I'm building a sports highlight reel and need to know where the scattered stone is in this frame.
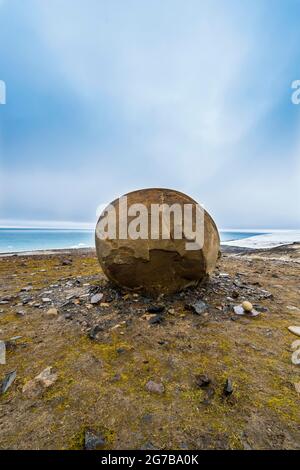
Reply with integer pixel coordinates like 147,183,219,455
145,380,165,394
140,441,156,450
148,314,164,325
16,310,26,316
186,300,208,315
287,305,300,312
116,347,126,354
21,297,33,305
111,373,121,382
253,305,269,313
234,305,245,315
158,340,168,345
84,430,105,450
42,298,51,304
90,293,104,305
0,340,6,365
0,370,16,394
195,374,211,388
202,387,215,405
288,326,300,337
242,301,253,312
291,349,300,365
46,307,58,317
1,295,14,302
233,280,245,288
147,305,165,314
260,289,273,300
223,378,233,396
89,325,103,340
22,367,58,398
20,285,33,292
141,414,153,423
234,304,259,317
291,340,300,350
62,259,72,266
294,382,300,395
10,336,23,341
5,336,23,351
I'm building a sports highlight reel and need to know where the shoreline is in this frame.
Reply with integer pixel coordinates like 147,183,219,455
1,230,299,257
1,240,299,258
0,247,96,258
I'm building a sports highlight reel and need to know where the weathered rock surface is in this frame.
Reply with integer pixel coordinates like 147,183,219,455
0,370,16,394
90,293,103,304
84,430,105,450
288,326,300,337
95,188,220,295
22,367,58,398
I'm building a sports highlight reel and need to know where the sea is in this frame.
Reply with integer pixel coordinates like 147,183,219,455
0,228,264,254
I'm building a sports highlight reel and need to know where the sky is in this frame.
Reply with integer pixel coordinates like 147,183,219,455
0,0,300,230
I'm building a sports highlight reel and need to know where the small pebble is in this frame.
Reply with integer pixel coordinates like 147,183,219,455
149,315,163,325
288,326,300,337
291,349,300,365
291,340,300,350
147,305,165,314
62,259,72,266
145,380,165,394
186,300,208,315
242,301,253,312
195,374,211,388
46,307,58,317
85,430,105,450
0,370,16,394
20,286,33,292
90,293,103,305
16,310,26,316
22,367,58,398
223,378,233,396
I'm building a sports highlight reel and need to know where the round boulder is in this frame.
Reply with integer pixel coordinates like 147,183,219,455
95,188,220,295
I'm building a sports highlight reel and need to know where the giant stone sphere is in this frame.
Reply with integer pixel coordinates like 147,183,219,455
95,188,220,295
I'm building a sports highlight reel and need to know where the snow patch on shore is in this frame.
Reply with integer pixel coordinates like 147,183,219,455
222,230,300,249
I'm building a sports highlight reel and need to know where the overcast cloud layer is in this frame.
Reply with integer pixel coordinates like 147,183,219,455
0,0,300,229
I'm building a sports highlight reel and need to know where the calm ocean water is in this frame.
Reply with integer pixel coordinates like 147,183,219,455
0,228,263,253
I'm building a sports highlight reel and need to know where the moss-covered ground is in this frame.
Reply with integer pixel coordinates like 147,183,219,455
0,247,299,449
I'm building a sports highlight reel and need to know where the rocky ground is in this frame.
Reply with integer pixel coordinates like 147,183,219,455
0,244,299,450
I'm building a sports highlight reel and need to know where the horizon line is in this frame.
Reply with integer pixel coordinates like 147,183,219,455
0,220,299,232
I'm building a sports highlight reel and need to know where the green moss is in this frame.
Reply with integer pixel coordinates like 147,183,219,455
68,426,115,450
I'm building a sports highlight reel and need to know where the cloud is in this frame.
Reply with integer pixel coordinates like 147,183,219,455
0,0,300,228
